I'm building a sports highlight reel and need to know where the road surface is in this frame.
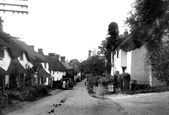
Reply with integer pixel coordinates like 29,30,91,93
5,80,127,115
106,91,169,115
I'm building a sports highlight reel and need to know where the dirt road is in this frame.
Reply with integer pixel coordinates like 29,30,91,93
5,80,127,115
106,91,169,115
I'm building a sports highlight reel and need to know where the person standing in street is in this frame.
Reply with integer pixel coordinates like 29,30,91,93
62,81,66,89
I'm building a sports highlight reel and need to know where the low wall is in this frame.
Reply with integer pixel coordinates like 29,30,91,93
93,84,107,96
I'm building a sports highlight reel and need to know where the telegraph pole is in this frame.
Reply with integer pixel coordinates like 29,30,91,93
0,0,28,14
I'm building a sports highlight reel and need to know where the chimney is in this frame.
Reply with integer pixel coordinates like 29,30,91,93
88,49,91,58
48,53,60,60
29,45,34,50
55,54,60,60
38,48,44,55
48,53,55,56
124,30,128,37
60,56,66,63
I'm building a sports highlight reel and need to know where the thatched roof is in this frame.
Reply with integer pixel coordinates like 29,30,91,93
61,62,74,75
0,67,8,76
10,37,47,63
0,32,23,58
116,33,136,52
7,58,27,74
61,62,73,70
37,67,51,78
44,55,67,72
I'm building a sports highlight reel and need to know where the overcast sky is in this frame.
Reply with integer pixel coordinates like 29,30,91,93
0,0,134,61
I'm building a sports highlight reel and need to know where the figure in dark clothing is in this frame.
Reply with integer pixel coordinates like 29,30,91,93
113,74,118,93
119,74,124,91
122,73,131,91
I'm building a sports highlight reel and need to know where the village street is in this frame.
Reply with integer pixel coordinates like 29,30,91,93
5,80,127,115
4,80,169,115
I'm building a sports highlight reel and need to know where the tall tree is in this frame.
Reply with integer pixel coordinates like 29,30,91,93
105,22,119,74
125,0,169,84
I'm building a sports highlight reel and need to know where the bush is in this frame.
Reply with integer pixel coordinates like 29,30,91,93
126,85,169,95
6,86,49,102
20,86,48,101
7,91,24,101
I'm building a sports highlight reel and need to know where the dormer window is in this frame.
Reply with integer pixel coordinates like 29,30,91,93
0,49,4,60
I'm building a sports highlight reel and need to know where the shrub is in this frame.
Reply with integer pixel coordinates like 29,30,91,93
34,85,48,95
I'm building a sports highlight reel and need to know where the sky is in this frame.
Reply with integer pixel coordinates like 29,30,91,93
0,0,134,61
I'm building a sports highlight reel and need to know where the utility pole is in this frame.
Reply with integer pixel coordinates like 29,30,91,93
0,0,28,14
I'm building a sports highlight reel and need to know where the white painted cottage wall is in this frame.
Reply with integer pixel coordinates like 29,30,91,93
53,71,66,81
0,48,11,87
18,52,33,69
126,51,132,74
0,48,11,71
114,50,123,74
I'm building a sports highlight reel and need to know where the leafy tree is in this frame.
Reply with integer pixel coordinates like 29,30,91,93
98,40,107,56
78,55,106,76
98,38,112,74
99,22,119,74
107,22,119,50
126,0,169,84
68,59,81,72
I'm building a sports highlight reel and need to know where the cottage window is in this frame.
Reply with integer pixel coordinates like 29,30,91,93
0,49,4,60
122,67,127,73
44,63,46,69
117,51,119,58
20,54,23,61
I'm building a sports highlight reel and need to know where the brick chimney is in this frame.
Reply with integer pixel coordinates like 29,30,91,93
48,53,55,56
48,53,60,60
60,56,66,63
55,54,60,60
29,45,34,50
38,48,44,55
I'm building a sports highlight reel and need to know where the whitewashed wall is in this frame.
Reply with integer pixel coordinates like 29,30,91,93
113,50,122,74
126,51,132,74
52,71,66,81
0,48,11,71
18,52,33,69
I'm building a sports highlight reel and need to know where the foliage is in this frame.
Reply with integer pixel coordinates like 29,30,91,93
7,86,48,102
68,59,81,72
126,85,169,95
146,42,169,84
107,22,119,50
98,39,111,74
97,22,119,74
126,0,169,84
86,74,102,92
25,68,35,86
79,55,106,75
